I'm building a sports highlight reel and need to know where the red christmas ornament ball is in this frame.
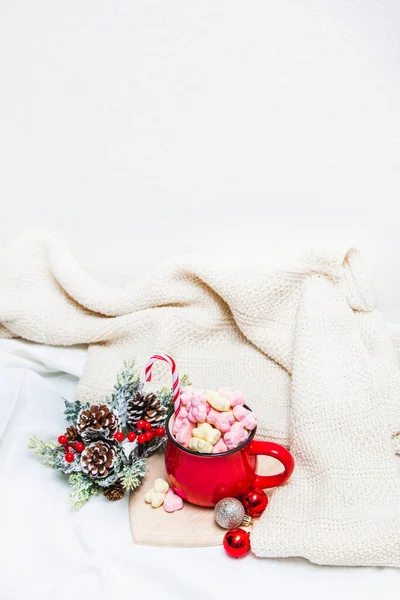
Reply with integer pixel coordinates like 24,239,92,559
75,442,85,453
65,452,75,463
136,420,146,430
127,431,137,442
156,427,166,437
143,421,152,431
137,433,147,444
241,488,268,518
223,528,250,558
58,435,68,445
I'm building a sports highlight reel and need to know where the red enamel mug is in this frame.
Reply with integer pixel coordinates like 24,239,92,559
165,410,295,507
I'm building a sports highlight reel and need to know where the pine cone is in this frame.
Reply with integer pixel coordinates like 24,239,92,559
81,441,117,479
127,392,167,430
65,425,80,442
77,404,120,442
102,480,125,501
126,392,147,429
144,393,167,428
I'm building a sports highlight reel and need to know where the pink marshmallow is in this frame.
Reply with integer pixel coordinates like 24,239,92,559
172,407,188,435
224,422,249,450
212,438,228,454
175,420,195,447
163,489,183,513
207,407,235,433
180,386,203,407
179,396,191,410
187,392,208,424
172,407,195,447
233,405,257,431
217,387,246,408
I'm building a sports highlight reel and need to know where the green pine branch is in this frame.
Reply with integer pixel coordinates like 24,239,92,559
181,374,192,387
28,436,59,468
158,373,192,409
68,473,100,510
120,460,147,491
63,399,89,425
109,361,143,427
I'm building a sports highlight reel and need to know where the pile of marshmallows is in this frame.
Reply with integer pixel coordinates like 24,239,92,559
172,387,257,454
145,478,183,513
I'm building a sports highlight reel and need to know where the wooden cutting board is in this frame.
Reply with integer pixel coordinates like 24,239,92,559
129,453,279,547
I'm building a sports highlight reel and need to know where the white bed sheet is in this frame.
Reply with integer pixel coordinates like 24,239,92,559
0,340,398,600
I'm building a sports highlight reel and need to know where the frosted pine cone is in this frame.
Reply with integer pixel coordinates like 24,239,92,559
144,393,167,428
77,404,120,442
127,392,166,430
126,392,147,429
81,441,117,479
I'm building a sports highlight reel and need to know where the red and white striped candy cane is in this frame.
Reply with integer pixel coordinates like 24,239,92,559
145,354,181,415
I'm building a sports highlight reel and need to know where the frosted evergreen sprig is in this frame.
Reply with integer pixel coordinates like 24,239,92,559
28,436,59,468
109,360,144,427
54,447,82,474
64,399,89,425
120,460,147,491
69,473,100,510
158,373,191,410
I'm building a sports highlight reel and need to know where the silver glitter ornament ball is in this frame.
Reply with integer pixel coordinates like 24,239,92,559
214,497,251,529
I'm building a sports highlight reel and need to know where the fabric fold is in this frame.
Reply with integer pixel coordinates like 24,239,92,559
251,274,400,566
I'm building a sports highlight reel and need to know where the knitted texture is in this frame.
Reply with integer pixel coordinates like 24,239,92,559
0,234,399,566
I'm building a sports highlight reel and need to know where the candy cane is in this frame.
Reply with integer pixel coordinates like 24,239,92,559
145,354,181,414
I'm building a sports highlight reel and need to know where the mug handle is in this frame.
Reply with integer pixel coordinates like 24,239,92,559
249,440,295,489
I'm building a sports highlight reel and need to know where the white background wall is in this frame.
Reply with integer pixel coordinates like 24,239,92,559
1,1,400,318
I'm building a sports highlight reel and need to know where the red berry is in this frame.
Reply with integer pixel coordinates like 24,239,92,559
144,431,154,442
114,432,125,442
127,432,137,442
137,433,147,444
156,427,166,437
75,442,85,453
58,435,68,445
143,421,152,431
65,452,75,463
136,420,146,430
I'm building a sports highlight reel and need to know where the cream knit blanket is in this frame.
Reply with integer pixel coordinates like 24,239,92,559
1,235,400,567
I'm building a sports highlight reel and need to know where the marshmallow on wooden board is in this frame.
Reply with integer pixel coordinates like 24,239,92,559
145,478,170,508
192,422,221,445
144,491,165,508
207,407,235,433
163,488,184,513
204,391,230,412
189,437,213,454
153,479,169,494
233,405,257,430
